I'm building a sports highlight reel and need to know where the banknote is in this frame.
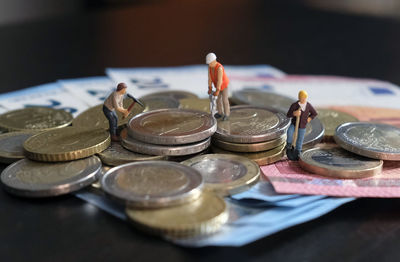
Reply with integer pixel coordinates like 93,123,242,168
58,76,115,106
75,189,353,247
0,82,89,116
264,106,400,197
236,75,400,109
106,65,286,98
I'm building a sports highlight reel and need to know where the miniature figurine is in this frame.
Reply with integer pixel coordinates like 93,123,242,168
103,83,130,142
206,53,230,121
286,90,317,160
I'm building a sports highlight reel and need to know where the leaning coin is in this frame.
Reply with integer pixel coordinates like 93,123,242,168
142,96,180,111
0,156,101,197
72,99,144,129
98,142,166,166
231,89,294,114
299,145,383,179
24,127,110,162
334,122,400,160
0,107,72,132
317,108,358,139
181,154,260,196
212,135,286,153
214,105,290,143
179,98,210,113
126,192,228,238
0,131,36,164
212,143,285,166
128,108,217,145
140,90,198,101
122,135,211,156
302,117,325,150
101,161,203,208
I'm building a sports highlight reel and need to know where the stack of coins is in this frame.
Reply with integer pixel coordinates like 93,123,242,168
211,105,290,165
0,108,106,197
299,122,400,179
100,161,229,239
121,108,217,156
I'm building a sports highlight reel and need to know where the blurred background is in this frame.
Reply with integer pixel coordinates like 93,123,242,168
1,0,400,25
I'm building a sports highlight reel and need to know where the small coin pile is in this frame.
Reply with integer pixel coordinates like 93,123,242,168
121,108,217,156
211,105,290,165
299,122,400,179
0,108,106,197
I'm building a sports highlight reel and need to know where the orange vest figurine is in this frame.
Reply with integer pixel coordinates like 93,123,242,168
209,62,230,91
206,53,231,121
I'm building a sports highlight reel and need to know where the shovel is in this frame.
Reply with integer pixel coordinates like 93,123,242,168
209,94,217,117
286,110,300,160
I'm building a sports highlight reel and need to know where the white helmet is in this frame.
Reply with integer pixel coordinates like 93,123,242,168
206,53,217,64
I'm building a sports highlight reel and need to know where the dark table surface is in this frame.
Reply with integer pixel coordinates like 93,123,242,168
1,1,400,261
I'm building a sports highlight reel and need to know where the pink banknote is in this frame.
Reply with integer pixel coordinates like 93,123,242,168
262,106,400,197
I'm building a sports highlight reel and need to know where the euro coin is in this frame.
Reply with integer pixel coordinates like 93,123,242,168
212,135,286,153
72,99,144,129
24,127,110,162
179,98,210,113
214,105,290,143
317,108,358,139
334,122,400,160
231,89,294,113
0,131,36,163
122,135,211,156
128,109,216,145
98,142,166,166
0,107,72,132
101,161,203,208
212,143,285,166
125,192,228,238
140,90,198,101
299,145,383,179
181,154,260,196
0,156,101,197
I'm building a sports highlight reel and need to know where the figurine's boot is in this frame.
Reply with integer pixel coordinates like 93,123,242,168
222,115,229,121
111,135,121,142
214,113,222,119
294,149,301,160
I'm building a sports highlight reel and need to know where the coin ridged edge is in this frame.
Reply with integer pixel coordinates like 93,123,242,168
212,135,286,152
24,135,111,162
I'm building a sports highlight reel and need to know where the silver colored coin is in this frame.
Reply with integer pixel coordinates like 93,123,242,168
140,90,198,101
299,145,383,179
97,142,166,166
142,96,180,111
181,154,260,196
214,105,290,143
231,89,294,114
122,135,211,156
0,156,101,197
334,122,400,160
0,131,36,164
212,135,286,153
302,117,325,149
100,161,203,208
128,108,217,145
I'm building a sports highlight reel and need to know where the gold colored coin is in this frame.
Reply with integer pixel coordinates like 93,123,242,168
212,135,286,153
179,98,210,113
0,131,37,163
211,143,286,166
317,108,359,138
72,99,144,129
125,192,228,238
0,107,73,132
24,127,111,162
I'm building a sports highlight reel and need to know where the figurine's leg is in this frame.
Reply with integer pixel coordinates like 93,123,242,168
221,88,230,120
286,124,295,148
296,128,306,152
216,92,223,116
110,111,118,136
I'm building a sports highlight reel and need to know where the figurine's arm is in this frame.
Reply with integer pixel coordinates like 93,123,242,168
286,103,298,118
214,66,223,96
307,103,318,123
113,94,129,116
208,68,213,95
